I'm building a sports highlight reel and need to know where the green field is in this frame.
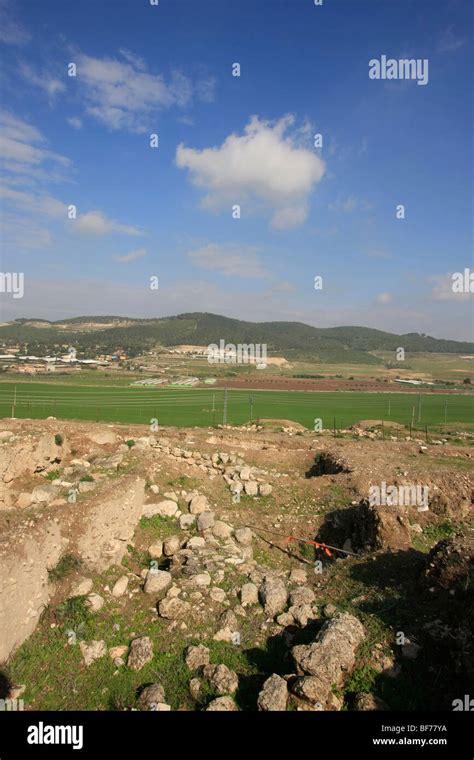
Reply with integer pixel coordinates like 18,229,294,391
0,381,472,430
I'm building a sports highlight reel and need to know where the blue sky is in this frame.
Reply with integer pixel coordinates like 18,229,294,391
0,0,473,339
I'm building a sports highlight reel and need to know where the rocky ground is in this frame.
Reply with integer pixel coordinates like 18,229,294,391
0,418,472,711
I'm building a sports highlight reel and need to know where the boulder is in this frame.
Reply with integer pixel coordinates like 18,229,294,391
240,582,259,607
86,593,104,612
127,636,154,671
235,528,253,546
212,521,233,540
158,597,191,620
111,575,129,597
144,569,172,595
259,578,288,617
31,484,60,504
189,495,209,514
137,683,166,710
206,696,237,711
197,512,215,531
148,541,163,559
185,645,210,670
354,693,389,711
292,613,365,708
257,674,288,711
203,664,238,695
163,535,181,556
244,482,258,497
142,500,178,519
79,640,107,666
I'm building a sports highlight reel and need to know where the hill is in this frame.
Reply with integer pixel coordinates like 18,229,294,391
0,312,472,363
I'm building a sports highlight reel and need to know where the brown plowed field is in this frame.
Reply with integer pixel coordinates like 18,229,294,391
213,376,471,393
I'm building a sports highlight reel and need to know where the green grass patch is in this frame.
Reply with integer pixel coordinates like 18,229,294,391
48,554,83,582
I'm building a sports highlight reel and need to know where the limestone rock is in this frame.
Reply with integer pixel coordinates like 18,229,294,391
203,664,238,695
185,645,210,670
257,674,288,711
142,500,178,519
206,696,237,711
80,639,107,666
240,582,259,607
138,683,166,710
158,597,191,620
163,535,181,556
112,575,129,597
292,613,365,707
197,512,215,531
189,495,209,514
148,541,163,559
86,593,104,612
259,577,288,617
127,636,154,671
235,528,253,546
144,569,172,595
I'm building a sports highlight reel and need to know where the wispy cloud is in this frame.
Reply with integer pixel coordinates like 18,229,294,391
437,25,466,54
54,50,216,133
0,0,30,46
329,196,373,214
429,272,472,301
375,292,393,305
114,247,147,263
67,116,83,130
19,62,66,101
188,243,270,278
74,210,144,237
0,110,71,184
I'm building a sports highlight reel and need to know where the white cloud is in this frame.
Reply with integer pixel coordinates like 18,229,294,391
0,212,52,249
73,51,200,133
437,25,466,54
67,117,83,130
0,186,66,217
429,272,472,301
375,292,393,305
0,0,30,45
0,110,70,184
114,247,147,263
74,210,143,237
176,114,325,228
187,243,270,278
195,76,216,103
19,62,66,100
329,196,373,214
271,206,307,230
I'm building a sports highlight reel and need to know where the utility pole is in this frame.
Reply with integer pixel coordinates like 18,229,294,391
223,389,228,426
11,386,17,418
212,394,215,412
388,399,391,417
417,393,422,423
249,395,253,422
444,400,447,424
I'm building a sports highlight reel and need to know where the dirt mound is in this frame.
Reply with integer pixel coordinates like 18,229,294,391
425,534,474,591
351,420,405,430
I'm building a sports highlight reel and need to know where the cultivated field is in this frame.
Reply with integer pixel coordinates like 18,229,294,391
0,381,472,430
